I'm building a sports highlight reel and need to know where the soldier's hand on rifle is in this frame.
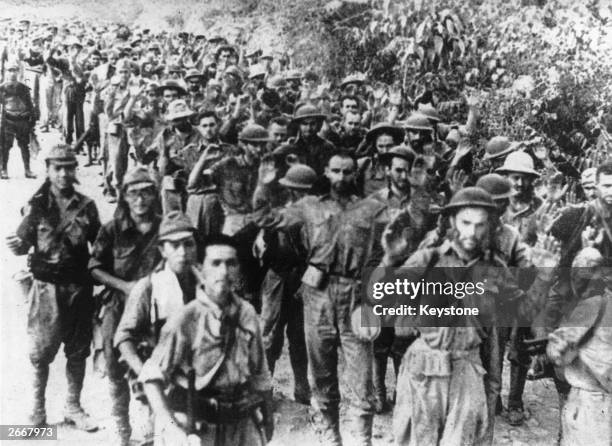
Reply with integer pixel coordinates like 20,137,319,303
6,234,27,256
581,224,604,249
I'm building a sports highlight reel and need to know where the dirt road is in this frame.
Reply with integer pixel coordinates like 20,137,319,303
0,129,561,445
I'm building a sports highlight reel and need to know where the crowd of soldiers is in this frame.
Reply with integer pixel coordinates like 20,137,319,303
2,16,611,446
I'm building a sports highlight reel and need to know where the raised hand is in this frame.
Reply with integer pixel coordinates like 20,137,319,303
530,233,561,269
581,224,604,248
257,154,277,185
448,169,468,194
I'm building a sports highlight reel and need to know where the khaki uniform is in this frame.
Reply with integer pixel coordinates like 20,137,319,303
139,290,272,446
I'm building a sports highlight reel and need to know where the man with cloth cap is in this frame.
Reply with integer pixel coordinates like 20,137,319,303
89,166,162,445
381,186,561,446
6,145,101,430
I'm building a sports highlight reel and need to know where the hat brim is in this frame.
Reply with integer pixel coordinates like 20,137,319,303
490,189,519,200
443,201,497,213
123,181,156,190
378,151,414,166
159,230,195,242
340,80,364,90
291,113,327,125
495,167,540,177
366,126,404,144
279,178,312,190
402,123,433,132
483,144,518,161
166,110,196,121
185,74,205,81
156,86,187,96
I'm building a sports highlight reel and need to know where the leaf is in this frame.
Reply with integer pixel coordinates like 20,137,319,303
446,18,455,36
433,35,444,55
427,47,436,63
416,45,425,60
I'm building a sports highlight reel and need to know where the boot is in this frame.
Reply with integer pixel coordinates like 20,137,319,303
372,355,389,414
0,169,8,179
64,359,98,432
310,406,342,446
109,378,132,446
352,413,373,446
30,364,49,426
25,169,37,179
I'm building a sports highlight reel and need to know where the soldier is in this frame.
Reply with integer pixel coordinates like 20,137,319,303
495,150,543,425
382,187,561,446
358,123,404,196
151,99,204,213
103,59,132,201
6,145,101,430
0,61,37,179
139,234,274,446
547,248,612,446
580,167,597,201
274,104,336,194
257,152,387,446
256,164,316,405
184,69,205,111
89,167,162,445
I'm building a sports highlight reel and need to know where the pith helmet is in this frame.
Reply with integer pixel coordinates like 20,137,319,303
496,151,539,177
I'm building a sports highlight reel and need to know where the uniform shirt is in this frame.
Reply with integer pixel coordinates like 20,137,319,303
139,289,272,394
395,239,551,350
17,181,100,270
265,195,387,278
154,126,205,178
88,210,162,282
114,263,198,350
104,83,131,124
501,196,542,246
0,81,34,117
274,135,336,194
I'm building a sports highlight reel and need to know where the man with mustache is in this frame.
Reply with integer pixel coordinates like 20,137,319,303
382,187,561,446
495,150,543,425
256,151,387,445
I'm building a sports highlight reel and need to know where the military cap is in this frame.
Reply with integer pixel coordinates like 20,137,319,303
238,124,271,142
378,145,416,167
475,173,517,200
279,164,317,190
340,73,366,90
365,123,404,145
122,166,157,191
167,64,185,74
156,79,187,96
145,81,159,92
165,99,196,121
184,69,205,82
496,151,539,177
248,64,267,80
444,187,496,213
401,112,434,132
158,211,196,242
291,104,326,125
417,103,443,123
266,75,287,90
44,144,78,166
484,136,518,161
